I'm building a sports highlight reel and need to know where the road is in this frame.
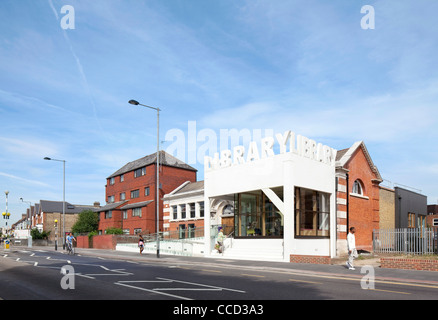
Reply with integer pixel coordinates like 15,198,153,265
1,247,438,306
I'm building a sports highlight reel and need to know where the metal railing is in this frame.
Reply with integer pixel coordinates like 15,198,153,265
373,228,437,255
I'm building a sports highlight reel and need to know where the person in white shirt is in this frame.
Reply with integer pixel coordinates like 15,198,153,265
346,227,358,270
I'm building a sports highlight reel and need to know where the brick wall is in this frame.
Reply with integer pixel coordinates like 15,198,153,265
379,187,395,230
91,234,117,250
381,257,438,272
290,255,331,264
76,235,90,248
343,147,380,252
43,212,79,242
100,162,196,235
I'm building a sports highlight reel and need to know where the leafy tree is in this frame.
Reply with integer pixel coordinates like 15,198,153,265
71,209,99,234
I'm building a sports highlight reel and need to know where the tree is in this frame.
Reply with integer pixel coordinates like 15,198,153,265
71,210,99,234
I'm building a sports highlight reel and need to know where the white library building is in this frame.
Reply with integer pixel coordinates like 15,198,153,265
203,130,338,263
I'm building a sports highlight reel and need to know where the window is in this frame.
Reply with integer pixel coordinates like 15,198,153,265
132,208,142,217
223,204,233,216
172,205,178,220
199,202,204,217
188,224,195,238
418,215,426,231
295,187,330,237
109,177,115,185
122,228,129,235
234,188,283,238
105,210,112,219
131,189,140,199
352,180,363,195
189,203,196,218
122,210,128,220
107,195,114,203
134,228,142,235
145,187,150,196
134,167,146,178
433,218,438,227
181,205,186,219
120,174,124,182
179,224,186,239
120,192,126,201
408,213,415,228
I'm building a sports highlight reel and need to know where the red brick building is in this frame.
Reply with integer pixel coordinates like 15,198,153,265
336,141,382,253
97,151,197,235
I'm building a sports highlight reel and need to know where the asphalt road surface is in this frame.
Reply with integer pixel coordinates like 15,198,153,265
1,248,438,307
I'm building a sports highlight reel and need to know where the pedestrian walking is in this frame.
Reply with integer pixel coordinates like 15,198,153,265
346,227,358,270
217,227,225,254
138,234,145,255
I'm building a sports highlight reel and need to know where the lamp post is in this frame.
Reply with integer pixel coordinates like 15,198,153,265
3,191,11,235
20,198,32,230
128,99,161,258
44,157,66,249
54,219,58,251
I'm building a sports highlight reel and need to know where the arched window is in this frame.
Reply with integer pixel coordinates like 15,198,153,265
352,180,364,196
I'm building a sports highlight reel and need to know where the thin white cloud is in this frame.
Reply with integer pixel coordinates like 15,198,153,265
0,172,50,187
0,136,58,159
48,0,59,20
0,88,71,114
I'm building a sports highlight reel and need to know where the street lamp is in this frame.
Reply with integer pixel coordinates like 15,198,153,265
128,99,161,258
20,197,32,230
3,191,10,235
54,219,58,251
44,157,66,249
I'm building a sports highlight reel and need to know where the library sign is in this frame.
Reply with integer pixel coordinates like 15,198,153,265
205,130,337,171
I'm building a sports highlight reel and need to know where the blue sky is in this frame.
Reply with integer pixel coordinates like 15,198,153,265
1,0,437,223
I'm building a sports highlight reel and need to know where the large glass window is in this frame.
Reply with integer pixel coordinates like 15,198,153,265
295,187,330,237
234,188,283,238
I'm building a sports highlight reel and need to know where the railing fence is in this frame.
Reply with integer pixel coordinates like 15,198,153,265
373,228,438,255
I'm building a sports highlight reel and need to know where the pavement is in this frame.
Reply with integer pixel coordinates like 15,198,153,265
8,245,437,288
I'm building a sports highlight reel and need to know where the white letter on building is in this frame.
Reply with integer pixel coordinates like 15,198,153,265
275,131,291,154
261,136,275,158
246,141,260,162
233,146,245,165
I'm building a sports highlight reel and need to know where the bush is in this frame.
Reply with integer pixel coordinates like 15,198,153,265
105,228,123,235
31,228,50,240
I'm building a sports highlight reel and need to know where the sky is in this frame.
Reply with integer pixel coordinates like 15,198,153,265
0,0,437,224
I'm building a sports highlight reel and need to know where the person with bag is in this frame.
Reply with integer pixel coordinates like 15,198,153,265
346,227,358,270
217,227,225,254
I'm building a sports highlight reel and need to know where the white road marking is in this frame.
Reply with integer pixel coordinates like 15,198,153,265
115,282,193,300
115,277,246,300
157,277,246,293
